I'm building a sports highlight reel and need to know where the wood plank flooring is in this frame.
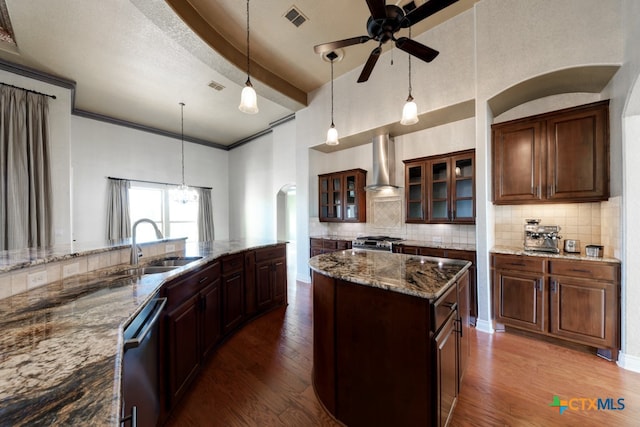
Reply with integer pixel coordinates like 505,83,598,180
166,279,640,427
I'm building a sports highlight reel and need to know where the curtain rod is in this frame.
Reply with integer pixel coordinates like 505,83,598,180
0,82,57,99
107,176,212,190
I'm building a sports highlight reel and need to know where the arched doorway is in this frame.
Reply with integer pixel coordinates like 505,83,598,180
277,184,296,276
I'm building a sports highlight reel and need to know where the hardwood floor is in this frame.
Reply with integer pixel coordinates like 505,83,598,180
166,279,640,427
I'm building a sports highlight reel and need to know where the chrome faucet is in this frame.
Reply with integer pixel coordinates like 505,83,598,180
131,218,164,265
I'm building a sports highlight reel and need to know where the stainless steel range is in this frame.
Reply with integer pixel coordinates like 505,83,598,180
352,236,403,252
524,219,562,253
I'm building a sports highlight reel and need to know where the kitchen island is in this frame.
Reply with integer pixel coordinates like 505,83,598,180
0,239,286,426
309,249,471,427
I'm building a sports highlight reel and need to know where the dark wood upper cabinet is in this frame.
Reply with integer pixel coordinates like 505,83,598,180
492,100,609,204
404,149,475,224
319,168,367,222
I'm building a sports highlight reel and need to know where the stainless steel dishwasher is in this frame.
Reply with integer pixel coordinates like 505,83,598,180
121,292,167,427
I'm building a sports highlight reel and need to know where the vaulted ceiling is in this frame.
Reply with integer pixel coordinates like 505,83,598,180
0,0,477,148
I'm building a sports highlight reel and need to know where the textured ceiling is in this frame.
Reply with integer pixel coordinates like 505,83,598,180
0,0,477,148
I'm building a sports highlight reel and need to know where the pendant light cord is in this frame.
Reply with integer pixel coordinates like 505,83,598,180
180,102,185,185
330,58,335,127
407,27,413,100
245,0,251,85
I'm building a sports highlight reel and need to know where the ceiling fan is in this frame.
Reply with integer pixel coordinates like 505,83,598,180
314,0,459,83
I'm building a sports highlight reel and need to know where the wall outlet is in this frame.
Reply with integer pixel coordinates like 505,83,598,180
63,262,80,278
432,236,443,244
28,270,48,289
165,244,176,253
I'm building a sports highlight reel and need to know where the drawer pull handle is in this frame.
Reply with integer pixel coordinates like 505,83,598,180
570,269,591,274
506,262,526,267
199,276,209,284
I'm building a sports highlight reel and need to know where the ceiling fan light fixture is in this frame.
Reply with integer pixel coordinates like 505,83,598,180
401,94,419,125
239,0,258,114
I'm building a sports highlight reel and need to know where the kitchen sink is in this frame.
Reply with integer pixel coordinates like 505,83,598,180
148,256,203,267
105,265,179,277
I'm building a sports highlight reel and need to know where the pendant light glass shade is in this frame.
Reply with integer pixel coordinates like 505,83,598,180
173,102,198,204
239,80,258,114
239,0,258,114
325,54,339,145
401,28,419,126
401,95,419,125
326,123,339,145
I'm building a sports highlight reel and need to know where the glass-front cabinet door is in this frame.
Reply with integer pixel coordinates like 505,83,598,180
403,149,475,224
318,169,367,222
452,153,475,222
405,163,425,222
344,173,358,220
429,160,450,222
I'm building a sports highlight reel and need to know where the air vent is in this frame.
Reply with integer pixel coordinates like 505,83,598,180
284,6,307,27
208,80,225,91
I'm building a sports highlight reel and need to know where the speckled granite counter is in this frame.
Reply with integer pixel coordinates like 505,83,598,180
308,249,470,300
309,234,355,242
491,245,620,263
396,240,476,252
0,239,285,426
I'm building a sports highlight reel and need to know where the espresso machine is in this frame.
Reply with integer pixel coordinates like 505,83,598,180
523,219,562,253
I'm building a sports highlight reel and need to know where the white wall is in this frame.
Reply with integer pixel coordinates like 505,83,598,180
228,118,297,240
0,70,73,244
71,116,229,243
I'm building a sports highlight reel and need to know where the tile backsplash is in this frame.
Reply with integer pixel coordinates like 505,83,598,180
494,200,620,257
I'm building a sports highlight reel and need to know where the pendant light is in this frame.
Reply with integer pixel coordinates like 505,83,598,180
400,28,419,126
325,52,339,146
174,102,198,204
238,0,258,114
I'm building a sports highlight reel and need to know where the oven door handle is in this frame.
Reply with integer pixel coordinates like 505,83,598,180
123,297,167,351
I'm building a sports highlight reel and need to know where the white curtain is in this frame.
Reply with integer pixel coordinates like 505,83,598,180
0,85,52,250
106,178,131,240
197,187,215,242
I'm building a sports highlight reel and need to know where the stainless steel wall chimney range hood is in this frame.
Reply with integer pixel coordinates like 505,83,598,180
365,134,400,191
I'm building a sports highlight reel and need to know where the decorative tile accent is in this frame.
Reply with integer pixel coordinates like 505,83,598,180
371,197,403,229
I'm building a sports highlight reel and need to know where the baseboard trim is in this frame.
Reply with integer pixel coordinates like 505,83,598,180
475,318,495,334
617,352,640,373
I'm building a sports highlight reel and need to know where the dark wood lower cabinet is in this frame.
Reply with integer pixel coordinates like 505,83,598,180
491,253,620,359
312,270,469,427
159,244,287,423
166,295,200,406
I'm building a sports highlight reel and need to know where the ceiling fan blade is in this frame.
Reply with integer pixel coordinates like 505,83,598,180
366,0,388,20
314,36,371,54
402,0,459,27
396,37,439,62
357,47,382,83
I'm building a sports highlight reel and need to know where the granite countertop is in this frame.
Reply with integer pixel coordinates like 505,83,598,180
309,249,471,300
396,240,477,252
0,239,286,426
491,245,620,263
309,234,356,242
0,237,186,274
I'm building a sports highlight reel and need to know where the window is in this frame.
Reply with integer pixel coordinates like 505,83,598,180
129,184,199,242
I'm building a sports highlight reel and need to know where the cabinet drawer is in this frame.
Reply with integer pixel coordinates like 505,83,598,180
419,247,446,258
492,254,545,273
549,260,618,281
164,262,220,309
255,245,286,263
336,241,351,250
310,238,324,248
222,253,244,274
323,240,338,250
433,283,458,334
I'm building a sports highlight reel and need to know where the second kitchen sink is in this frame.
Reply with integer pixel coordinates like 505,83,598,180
148,256,203,267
